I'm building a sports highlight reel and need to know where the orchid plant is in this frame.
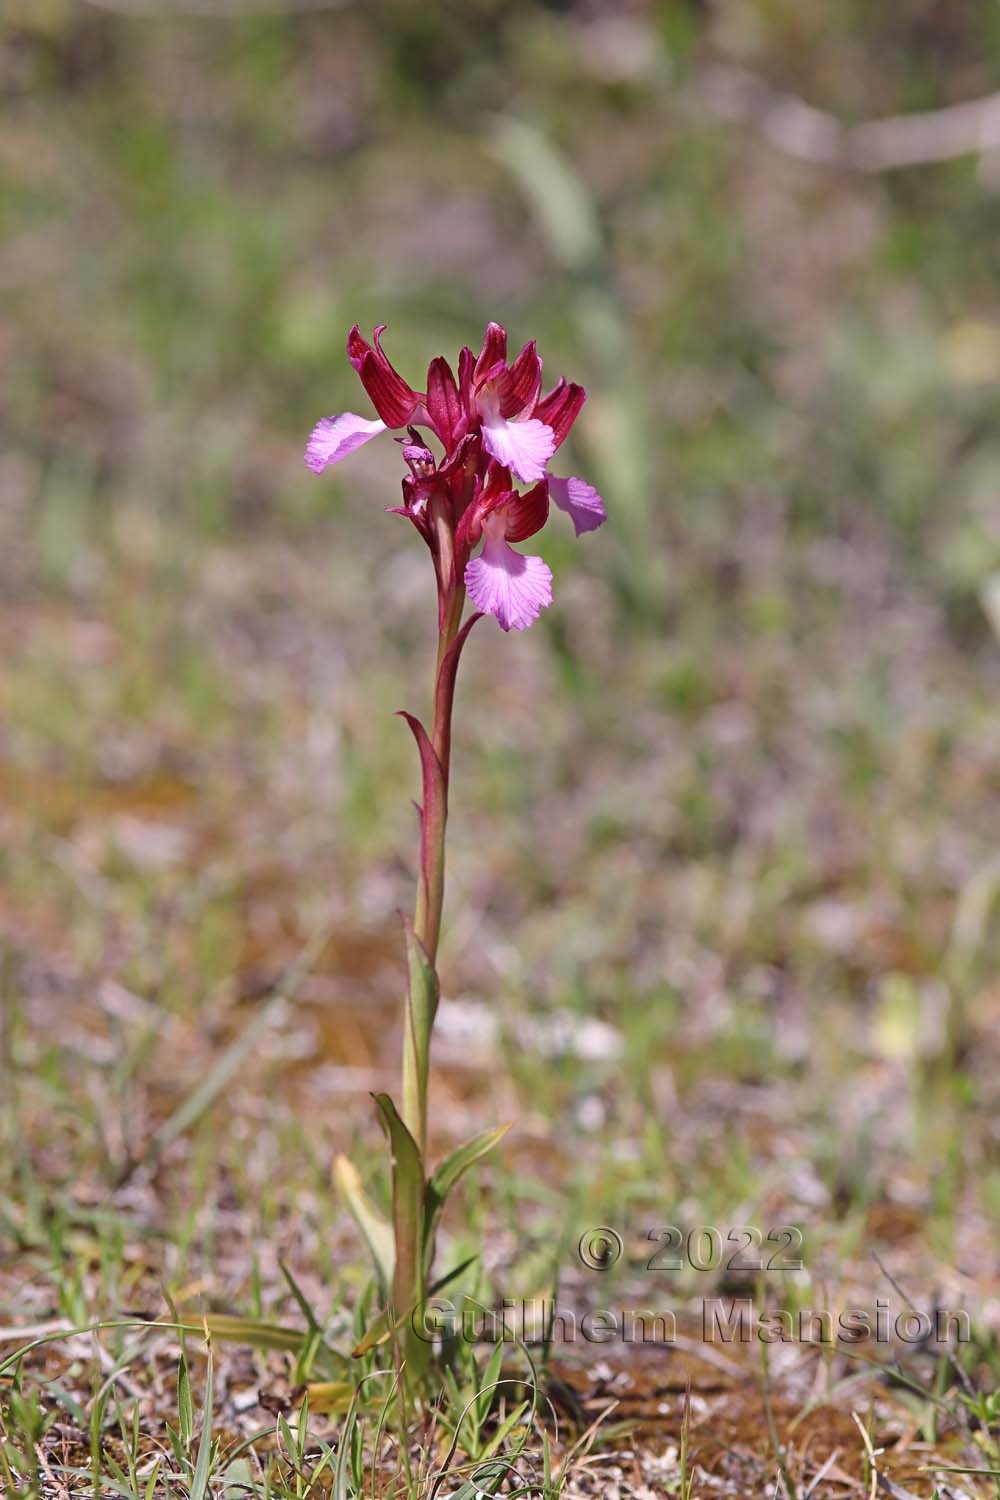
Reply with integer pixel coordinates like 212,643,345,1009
307,321,605,1385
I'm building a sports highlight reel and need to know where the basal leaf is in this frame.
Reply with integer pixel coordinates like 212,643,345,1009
372,1093,425,1335
333,1155,395,1297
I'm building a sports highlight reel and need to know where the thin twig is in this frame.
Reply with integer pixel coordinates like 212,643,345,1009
803,1447,841,1499
851,1408,880,1500
81,0,349,14
692,63,1000,171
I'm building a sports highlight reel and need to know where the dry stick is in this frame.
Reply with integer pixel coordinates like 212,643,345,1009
32,1442,68,1500
690,63,1000,172
83,0,348,13
555,1398,622,1485
871,1248,976,1403
802,1447,841,1500
852,1408,880,1500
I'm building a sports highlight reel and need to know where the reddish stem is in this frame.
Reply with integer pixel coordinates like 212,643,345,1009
413,591,480,967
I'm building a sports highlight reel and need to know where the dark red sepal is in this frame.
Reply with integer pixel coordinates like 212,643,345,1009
502,480,549,543
473,322,507,384
347,325,421,429
534,378,586,448
425,356,463,449
499,341,542,418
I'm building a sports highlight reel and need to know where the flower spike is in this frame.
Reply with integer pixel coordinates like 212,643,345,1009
462,477,552,631
306,318,605,630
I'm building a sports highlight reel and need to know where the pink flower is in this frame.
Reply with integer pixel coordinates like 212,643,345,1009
459,465,552,632
459,323,554,483
467,521,553,632
305,321,606,629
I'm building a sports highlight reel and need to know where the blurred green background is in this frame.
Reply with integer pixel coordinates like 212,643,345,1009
5,0,1000,1333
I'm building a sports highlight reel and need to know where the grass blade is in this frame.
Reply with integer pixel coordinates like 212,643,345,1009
189,1339,214,1500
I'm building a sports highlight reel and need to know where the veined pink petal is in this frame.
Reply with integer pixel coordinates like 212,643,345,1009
465,520,553,631
479,385,555,482
305,412,386,472
547,475,607,535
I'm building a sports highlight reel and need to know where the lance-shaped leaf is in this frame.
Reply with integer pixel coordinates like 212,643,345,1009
397,712,447,958
189,1338,215,1500
373,1093,424,1329
423,1124,511,1266
399,916,440,1154
333,1154,394,1298
397,710,445,836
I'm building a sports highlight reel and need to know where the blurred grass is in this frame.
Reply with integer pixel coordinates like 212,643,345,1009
4,0,1000,1488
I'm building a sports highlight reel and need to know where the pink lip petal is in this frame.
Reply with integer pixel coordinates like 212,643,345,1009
480,409,555,484
465,519,553,632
